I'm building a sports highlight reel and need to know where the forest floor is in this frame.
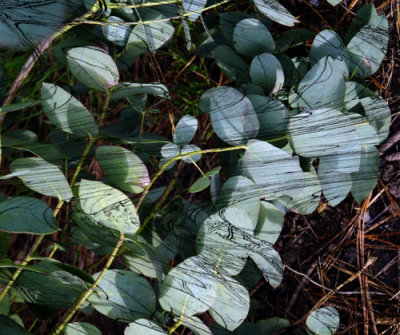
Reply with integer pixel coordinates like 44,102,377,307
264,0,400,334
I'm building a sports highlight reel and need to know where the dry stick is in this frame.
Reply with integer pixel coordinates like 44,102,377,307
379,130,400,155
291,257,377,327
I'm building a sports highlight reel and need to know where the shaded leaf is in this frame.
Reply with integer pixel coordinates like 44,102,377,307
233,18,274,57
89,270,156,322
0,197,58,234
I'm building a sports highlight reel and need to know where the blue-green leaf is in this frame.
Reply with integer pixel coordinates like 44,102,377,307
306,307,340,335
89,270,156,321
79,180,140,235
253,0,298,26
67,47,119,91
200,86,259,145
41,83,98,137
0,197,58,235
173,115,198,145
96,146,150,194
233,19,274,57
250,53,284,93
7,157,72,201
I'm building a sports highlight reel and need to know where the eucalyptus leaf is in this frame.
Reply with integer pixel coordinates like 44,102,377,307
111,82,169,100
182,0,206,21
67,46,119,91
0,197,58,234
96,146,150,194
102,16,131,47
346,6,388,78
200,86,259,145
125,319,167,335
209,275,250,331
41,83,98,137
250,53,284,93
310,30,349,74
254,201,284,244
79,180,140,234
216,176,260,229
64,322,102,335
7,157,72,201
291,56,346,110
159,255,219,317
181,144,201,163
233,18,274,57
179,316,212,335
242,139,304,200
89,270,156,321
213,46,250,84
173,115,198,145
289,108,357,157
125,12,174,58
253,0,298,26
189,177,211,193
306,306,340,335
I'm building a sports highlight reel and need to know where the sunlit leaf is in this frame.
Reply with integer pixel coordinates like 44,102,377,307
67,46,119,91
79,180,140,234
41,83,98,137
7,157,72,201
96,146,150,194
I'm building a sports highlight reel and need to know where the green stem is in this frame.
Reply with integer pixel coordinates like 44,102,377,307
51,232,125,335
169,318,184,334
136,166,181,235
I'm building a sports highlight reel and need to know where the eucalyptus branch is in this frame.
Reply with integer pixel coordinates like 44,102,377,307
0,201,64,303
136,144,247,210
51,232,125,335
78,0,232,26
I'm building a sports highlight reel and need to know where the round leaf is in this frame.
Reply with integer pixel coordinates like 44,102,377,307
0,197,59,235
306,307,340,335
79,180,140,235
67,46,119,91
89,270,156,322
64,322,102,335
242,140,304,200
125,319,167,335
250,53,284,94
289,108,357,157
233,19,274,57
254,201,284,244
200,86,259,145
159,256,219,317
209,276,250,331
8,157,72,201
96,146,150,194
253,0,298,26
173,115,198,145
41,83,98,137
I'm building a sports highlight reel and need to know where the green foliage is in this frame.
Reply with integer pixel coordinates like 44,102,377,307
0,0,391,334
